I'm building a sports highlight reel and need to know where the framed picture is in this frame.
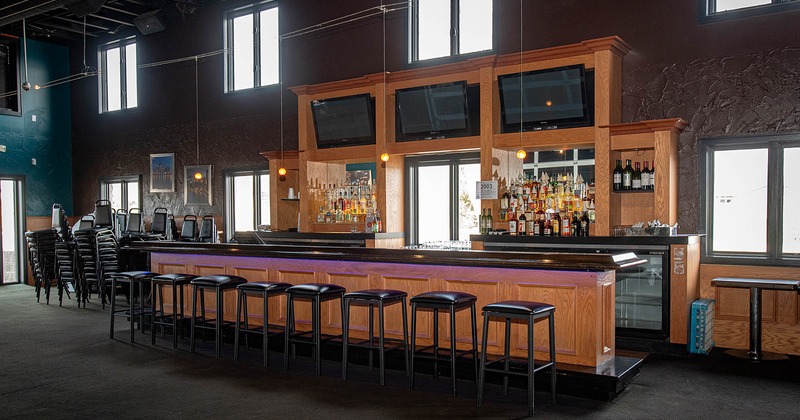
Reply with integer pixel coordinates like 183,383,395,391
185,165,212,206
150,153,175,193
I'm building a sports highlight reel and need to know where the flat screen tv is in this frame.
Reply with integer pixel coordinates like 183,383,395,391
498,64,593,133
395,81,470,141
311,93,376,149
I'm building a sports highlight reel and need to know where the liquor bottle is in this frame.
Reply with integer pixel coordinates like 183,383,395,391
543,216,552,236
486,209,493,233
622,159,633,190
561,212,571,236
571,212,580,237
508,211,518,235
587,178,596,200
613,160,623,191
553,212,561,237
501,188,510,212
480,209,487,234
499,207,507,222
518,211,527,236
641,161,651,190
649,160,656,190
532,209,542,236
580,211,590,237
375,211,382,233
632,162,642,190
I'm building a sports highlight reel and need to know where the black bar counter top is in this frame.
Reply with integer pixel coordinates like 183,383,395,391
233,230,404,247
129,241,645,272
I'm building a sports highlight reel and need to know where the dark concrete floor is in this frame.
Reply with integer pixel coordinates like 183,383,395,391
2,283,800,419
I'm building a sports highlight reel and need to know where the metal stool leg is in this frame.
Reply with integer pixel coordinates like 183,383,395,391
528,315,535,417
410,302,417,390
284,293,293,370
401,297,410,377
477,310,491,407
190,285,198,353
450,305,458,397
378,300,386,386
504,317,511,395
215,288,223,358
109,277,117,339
549,312,557,403
263,290,270,367
234,289,243,361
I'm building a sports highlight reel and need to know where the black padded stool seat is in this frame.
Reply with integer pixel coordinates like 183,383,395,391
284,282,346,375
109,271,158,343
234,281,292,366
342,289,409,385
477,300,557,417
190,275,248,358
151,273,197,348
409,290,478,397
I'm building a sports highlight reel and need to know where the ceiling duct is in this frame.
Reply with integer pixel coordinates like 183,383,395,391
66,0,107,18
0,0,82,28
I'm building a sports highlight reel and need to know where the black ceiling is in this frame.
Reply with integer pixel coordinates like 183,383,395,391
0,0,207,41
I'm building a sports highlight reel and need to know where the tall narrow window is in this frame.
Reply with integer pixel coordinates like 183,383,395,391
412,0,492,62
99,37,137,112
225,2,279,92
99,175,141,211
700,134,800,264
406,153,480,244
225,170,270,235
701,0,800,22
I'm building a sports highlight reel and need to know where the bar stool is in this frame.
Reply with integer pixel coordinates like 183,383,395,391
283,283,346,375
233,281,292,366
477,300,557,417
409,291,478,397
342,289,409,385
189,275,247,358
150,273,197,348
109,271,158,343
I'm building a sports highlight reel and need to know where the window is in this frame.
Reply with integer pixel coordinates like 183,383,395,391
100,175,141,211
406,153,480,244
522,148,596,184
225,2,279,92
700,134,800,265
99,37,137,112
701,0,800,22
224,170,270,235
411,0,492,62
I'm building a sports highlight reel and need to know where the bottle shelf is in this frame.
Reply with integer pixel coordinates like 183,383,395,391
612,189,654,194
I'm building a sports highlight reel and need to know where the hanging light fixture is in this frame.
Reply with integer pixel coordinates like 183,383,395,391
379,1,389,163
194,56,203,180
21,18,31,91
516,0,525,160
277,34,287,176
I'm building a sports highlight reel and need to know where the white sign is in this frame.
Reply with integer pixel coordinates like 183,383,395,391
476,181,498,200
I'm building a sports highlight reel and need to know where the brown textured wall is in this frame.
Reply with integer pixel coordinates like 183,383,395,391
622,47,800,232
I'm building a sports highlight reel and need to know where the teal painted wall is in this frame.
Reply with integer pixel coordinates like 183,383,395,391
0,39,72,216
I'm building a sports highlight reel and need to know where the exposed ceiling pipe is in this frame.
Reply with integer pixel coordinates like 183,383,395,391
0,0,82,28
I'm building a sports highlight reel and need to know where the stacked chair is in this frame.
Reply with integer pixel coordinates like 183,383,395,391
73,217,98,307
198,215,216,243
95,229,122,309
114,209,128,241
180,215,198,241
25,229,58,304
54,241,77,307
150,207,169,239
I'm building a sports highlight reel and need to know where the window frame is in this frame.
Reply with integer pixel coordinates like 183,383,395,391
405,152,480,244
700,0,800,23
409,0,493,63
699,133,800,266
99,175,142,212
98,36,137,113
224,168,270,238
522,148,596,181
224,1,279,93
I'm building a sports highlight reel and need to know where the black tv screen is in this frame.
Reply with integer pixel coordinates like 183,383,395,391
498,64,592,132
311,93,376,149
395,81,470,141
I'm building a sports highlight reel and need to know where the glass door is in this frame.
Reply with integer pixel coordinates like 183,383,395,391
1,178,24,285
615,248,670,340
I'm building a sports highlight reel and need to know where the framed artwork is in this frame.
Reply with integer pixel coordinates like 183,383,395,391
150,153,175,193
185,165,212,205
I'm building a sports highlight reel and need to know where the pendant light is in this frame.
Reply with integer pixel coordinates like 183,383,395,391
379,0,389,163
277,34,287,176
194,57,203,180
516,0,525,160
21,18,30,91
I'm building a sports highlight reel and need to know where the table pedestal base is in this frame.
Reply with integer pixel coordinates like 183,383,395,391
723,348,789,361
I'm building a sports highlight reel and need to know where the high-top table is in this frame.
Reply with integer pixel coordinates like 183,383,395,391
711,277,800,361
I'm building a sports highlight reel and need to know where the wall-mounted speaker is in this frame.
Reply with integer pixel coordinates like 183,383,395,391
134,10,166,35
67,0,106,18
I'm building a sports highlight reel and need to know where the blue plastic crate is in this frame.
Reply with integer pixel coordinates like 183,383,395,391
688,298,715,355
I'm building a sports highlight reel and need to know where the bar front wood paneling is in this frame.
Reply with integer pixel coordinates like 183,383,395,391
146,246,628,367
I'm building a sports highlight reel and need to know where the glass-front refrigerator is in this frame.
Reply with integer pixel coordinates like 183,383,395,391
612,245,670,341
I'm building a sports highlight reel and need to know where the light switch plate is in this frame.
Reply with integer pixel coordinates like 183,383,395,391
0,144,6,152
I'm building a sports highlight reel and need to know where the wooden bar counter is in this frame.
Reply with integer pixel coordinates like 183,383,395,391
130,241,644,368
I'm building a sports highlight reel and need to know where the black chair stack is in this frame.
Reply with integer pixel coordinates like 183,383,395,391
151,273,198,348
198,215,216,242
284,283,346,375
25,229,58,304
233,281,292,365
180,215,198,242
72,227,98,306
109,271,158,342
95,229,122,309
149,207,169,239
477,300,557,417
94,199,114,229
113,209,127,240
409,291,478,397
342,289,409,385
54,240,77,307
189,275,247,357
